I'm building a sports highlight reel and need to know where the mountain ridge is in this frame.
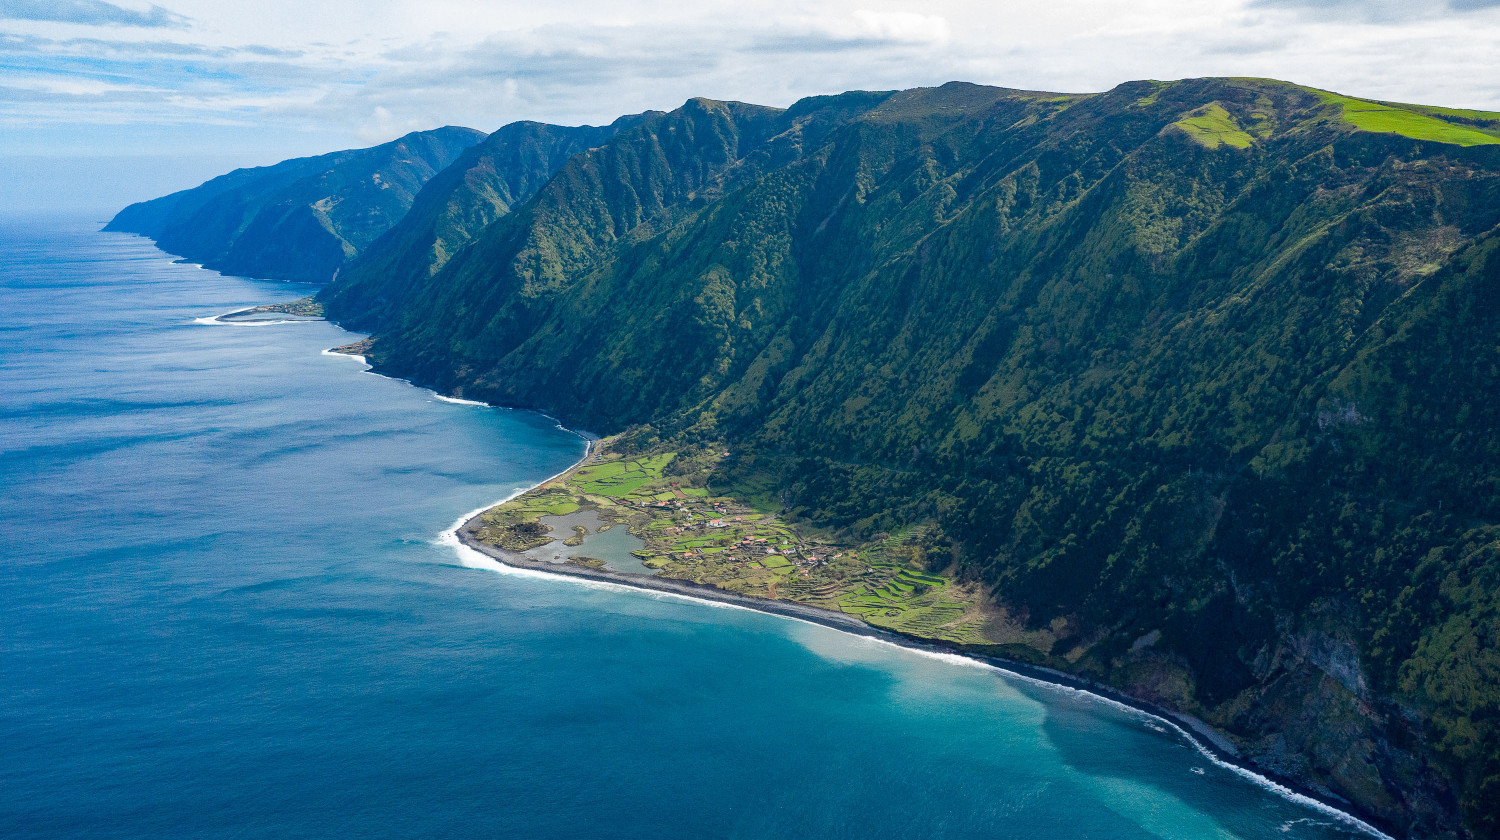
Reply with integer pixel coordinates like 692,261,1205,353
104,125,487,283
118,76,1500,838
326,77,1498,838
320,113,665,326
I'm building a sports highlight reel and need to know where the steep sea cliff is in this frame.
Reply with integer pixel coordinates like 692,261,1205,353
0,215,1391,839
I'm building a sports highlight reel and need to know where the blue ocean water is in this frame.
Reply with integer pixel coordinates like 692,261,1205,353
0,215,1381,840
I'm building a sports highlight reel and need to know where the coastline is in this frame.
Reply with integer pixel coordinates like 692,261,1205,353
448,447,1397,840
195,303,325,327
280,316,1398,839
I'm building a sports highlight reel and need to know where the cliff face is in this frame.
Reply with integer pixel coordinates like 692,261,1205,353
105,126,486,283
1113,610,1464,834
316,78,1500,837
319,113,659,329
99,75,1500,836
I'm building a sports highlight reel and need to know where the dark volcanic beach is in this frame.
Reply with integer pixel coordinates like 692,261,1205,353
0,217,1395,840
452,474,1392,840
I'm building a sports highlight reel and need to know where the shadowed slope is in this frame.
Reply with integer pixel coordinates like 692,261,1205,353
106,126,486,283
321,112,661,329
319,77,1500,837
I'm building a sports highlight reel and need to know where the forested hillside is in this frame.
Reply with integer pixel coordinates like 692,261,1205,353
317,78,1500,838
105,126,485,282
321,113,658,326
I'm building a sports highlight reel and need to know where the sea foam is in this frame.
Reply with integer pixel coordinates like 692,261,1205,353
432,394,489,406
437,482,1394,840
420,368,1393,840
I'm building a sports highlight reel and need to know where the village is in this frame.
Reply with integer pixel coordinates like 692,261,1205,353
470,439,997,646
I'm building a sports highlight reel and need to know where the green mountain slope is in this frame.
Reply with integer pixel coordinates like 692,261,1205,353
320,78,1500,837
321,113,660,328
105,126,486,283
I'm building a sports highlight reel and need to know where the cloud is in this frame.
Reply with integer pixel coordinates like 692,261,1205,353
352,104,440,144
0,0,189,28
3,0,1500,173
0,28,318,140
283,15,971,140
0,31,299,59
850,10,950,44
749,12,951,54
1249,0,1500,22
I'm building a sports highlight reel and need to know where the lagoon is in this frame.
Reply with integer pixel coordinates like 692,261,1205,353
521,509,655,575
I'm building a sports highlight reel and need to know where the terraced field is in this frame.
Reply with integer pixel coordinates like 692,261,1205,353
833,566,989,643
471,440,1000,646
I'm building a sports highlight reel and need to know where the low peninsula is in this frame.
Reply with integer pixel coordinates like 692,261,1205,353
125,77,1500,837
460,440,996,643
455,436,1389,839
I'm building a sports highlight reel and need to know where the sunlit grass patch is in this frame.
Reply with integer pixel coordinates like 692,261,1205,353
1319,92,1500,146
572,452,676,496
477,440,998,649
897,569,945,586
525,500,580,516
1172,103,1254,149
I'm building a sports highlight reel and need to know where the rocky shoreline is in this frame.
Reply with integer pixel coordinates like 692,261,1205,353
455,506,1395,840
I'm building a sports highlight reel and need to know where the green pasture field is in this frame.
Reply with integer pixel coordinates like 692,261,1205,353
473,439,997,648
571,452,677,496
1173,103,1254,149
1319,93,1500,146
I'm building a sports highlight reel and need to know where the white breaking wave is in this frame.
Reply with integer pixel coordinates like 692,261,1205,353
432,394,489,406
320,347,368,365
193,314,312,326
194,305,322,327
437,483,1394,840
317,349,436,391
317,347,506,409
409,351,1392,839
436,496,786,615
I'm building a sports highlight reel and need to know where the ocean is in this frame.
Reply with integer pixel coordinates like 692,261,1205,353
0,214,1381,839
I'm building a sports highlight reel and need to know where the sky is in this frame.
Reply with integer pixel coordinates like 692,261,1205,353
3,0,1499,213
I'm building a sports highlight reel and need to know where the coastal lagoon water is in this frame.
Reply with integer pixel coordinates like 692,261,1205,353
0,215,1381,840
521,509,654,574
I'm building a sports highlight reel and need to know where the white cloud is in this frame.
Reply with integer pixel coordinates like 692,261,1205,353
3,0,1500,163
0,0,189,29
353,104,433,143
850,10,951,44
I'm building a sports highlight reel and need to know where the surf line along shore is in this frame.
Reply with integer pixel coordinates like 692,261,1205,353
447,441,1395,840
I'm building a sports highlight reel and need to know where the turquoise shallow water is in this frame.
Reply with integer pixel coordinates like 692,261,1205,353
0,215,1380,839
